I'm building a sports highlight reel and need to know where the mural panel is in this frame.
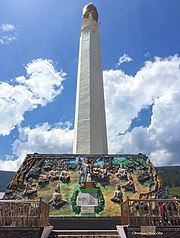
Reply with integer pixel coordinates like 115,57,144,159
5,154,163,216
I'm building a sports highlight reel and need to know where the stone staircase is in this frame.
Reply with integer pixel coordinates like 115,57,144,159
49,229,120,238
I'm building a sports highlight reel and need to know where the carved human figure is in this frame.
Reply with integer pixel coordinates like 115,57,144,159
24,178,37,196
111,184,123,203
60,167,70,183
116,164,126,179
121,175,136,192
49,185,68,208
78,157,90,187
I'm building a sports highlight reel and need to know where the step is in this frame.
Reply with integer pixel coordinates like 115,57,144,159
50,229,120,238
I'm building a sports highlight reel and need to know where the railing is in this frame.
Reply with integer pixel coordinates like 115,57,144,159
0,198,50,227
121,197,180,226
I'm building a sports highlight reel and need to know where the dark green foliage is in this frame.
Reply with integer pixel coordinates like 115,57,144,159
94,189,105,213
157,166,180,187
71,190,81,214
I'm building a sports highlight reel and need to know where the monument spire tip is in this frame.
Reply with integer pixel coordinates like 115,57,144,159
82,2,98,22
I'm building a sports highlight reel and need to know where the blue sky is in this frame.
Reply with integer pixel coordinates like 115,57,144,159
0,0,180,170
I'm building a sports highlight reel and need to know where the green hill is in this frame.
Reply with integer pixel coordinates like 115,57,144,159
156,166,180,197
0,171,15,192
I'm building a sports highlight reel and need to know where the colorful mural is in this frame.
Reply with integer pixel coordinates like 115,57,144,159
5,153,164,216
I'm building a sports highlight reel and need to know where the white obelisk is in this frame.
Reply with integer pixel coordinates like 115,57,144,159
73,3,108,154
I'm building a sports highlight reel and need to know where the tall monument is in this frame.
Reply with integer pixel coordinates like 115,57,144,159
73,3,108,154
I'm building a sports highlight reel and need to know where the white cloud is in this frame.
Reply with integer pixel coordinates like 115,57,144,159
1,24,15,32
13,122,73,156
0,58,65,135
116,53,133,67
144,52,150,58
0,122,73,171
104,55,180,166
1,55,180,171
0,156,23,172
0,36,17,44
0,23,17,44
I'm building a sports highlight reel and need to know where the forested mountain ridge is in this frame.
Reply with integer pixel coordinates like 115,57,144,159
157,166,180,187
0,171,15,192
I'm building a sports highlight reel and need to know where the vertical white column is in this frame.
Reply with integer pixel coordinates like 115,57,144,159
73,5,108,154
